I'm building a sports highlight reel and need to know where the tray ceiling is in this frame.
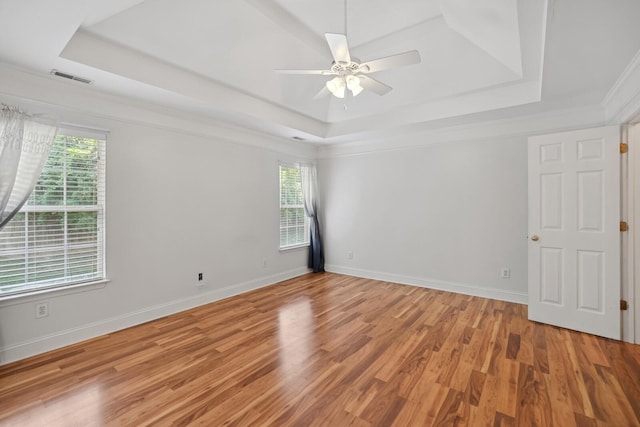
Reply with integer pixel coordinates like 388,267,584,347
1,0,640,142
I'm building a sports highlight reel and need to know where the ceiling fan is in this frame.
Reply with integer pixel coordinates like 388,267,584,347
276,32,421,99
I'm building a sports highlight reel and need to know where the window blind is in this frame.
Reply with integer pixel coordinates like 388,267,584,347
279,164,309,249
0,131,106,296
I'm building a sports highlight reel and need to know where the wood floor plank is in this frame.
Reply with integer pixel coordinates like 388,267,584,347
390,382,441,426
494,411,515,427
597,337,640,423
515,363,552,426
533,322,551,375
561,329,597,419
495,358,519,417
542,326,580,427
1,272,639,426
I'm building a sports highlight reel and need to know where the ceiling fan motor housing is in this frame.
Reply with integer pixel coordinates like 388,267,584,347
330,61,362,76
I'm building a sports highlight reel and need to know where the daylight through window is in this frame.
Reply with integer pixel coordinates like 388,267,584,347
0,131,106,297
279,164,309,249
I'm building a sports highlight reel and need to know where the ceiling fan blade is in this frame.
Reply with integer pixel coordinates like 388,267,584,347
359,50,421,73
358,75,392,96
325,33,351,64
275,69,333,75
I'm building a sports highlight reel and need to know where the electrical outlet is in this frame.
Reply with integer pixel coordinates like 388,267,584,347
501,268,510,279
35,302,49,318
262,258,268,268
198,272,203,281
347,251,353,260
197,272,204,287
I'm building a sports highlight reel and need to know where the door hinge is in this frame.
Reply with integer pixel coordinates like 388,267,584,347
620,221,628,232
621,143,628,154
621,300,629,311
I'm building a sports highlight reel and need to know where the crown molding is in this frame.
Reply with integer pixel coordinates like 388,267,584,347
603,48,640,124
0,62,317,159
317,104,605,158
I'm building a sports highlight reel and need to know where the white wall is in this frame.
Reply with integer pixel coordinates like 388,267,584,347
0,66,315,364
0,62,619,363
318,135,530,303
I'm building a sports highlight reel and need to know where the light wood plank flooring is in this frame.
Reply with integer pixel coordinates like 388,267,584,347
1,273,640,426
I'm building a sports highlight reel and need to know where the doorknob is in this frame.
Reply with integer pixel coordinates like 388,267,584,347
531,235,539,241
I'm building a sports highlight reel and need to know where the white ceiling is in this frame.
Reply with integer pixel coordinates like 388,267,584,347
0,0,639,143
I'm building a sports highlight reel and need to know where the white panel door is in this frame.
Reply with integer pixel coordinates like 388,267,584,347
528,126,620,339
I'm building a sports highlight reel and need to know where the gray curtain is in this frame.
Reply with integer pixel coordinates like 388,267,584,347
0,105,57,230
300,164,324,273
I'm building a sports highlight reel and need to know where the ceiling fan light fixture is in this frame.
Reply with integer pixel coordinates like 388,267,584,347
326,76,346,98
346,75,363,96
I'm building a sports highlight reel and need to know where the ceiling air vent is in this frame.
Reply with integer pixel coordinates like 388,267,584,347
50,69,93,85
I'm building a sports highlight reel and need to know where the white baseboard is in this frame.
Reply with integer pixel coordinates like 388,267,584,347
325,264,528,305
0,267,310,365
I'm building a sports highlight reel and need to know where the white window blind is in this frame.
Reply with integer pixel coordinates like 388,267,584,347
0,130,106,297
279,164,309,249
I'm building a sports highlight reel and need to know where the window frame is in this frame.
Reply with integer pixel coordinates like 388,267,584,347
279,163,310,250
0,128,107,300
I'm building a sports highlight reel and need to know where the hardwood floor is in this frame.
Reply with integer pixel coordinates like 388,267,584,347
1,273,640,426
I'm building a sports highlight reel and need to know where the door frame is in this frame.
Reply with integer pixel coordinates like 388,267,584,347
629,123,640,343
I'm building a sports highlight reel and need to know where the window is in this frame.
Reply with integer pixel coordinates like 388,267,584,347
0,130,106,297
279,164,309,249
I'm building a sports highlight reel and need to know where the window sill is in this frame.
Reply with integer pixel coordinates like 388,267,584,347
279,243,310,252
0,279,110,306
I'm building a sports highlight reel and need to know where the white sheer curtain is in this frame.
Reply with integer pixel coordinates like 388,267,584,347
0,105,57,229
300,164,324,272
